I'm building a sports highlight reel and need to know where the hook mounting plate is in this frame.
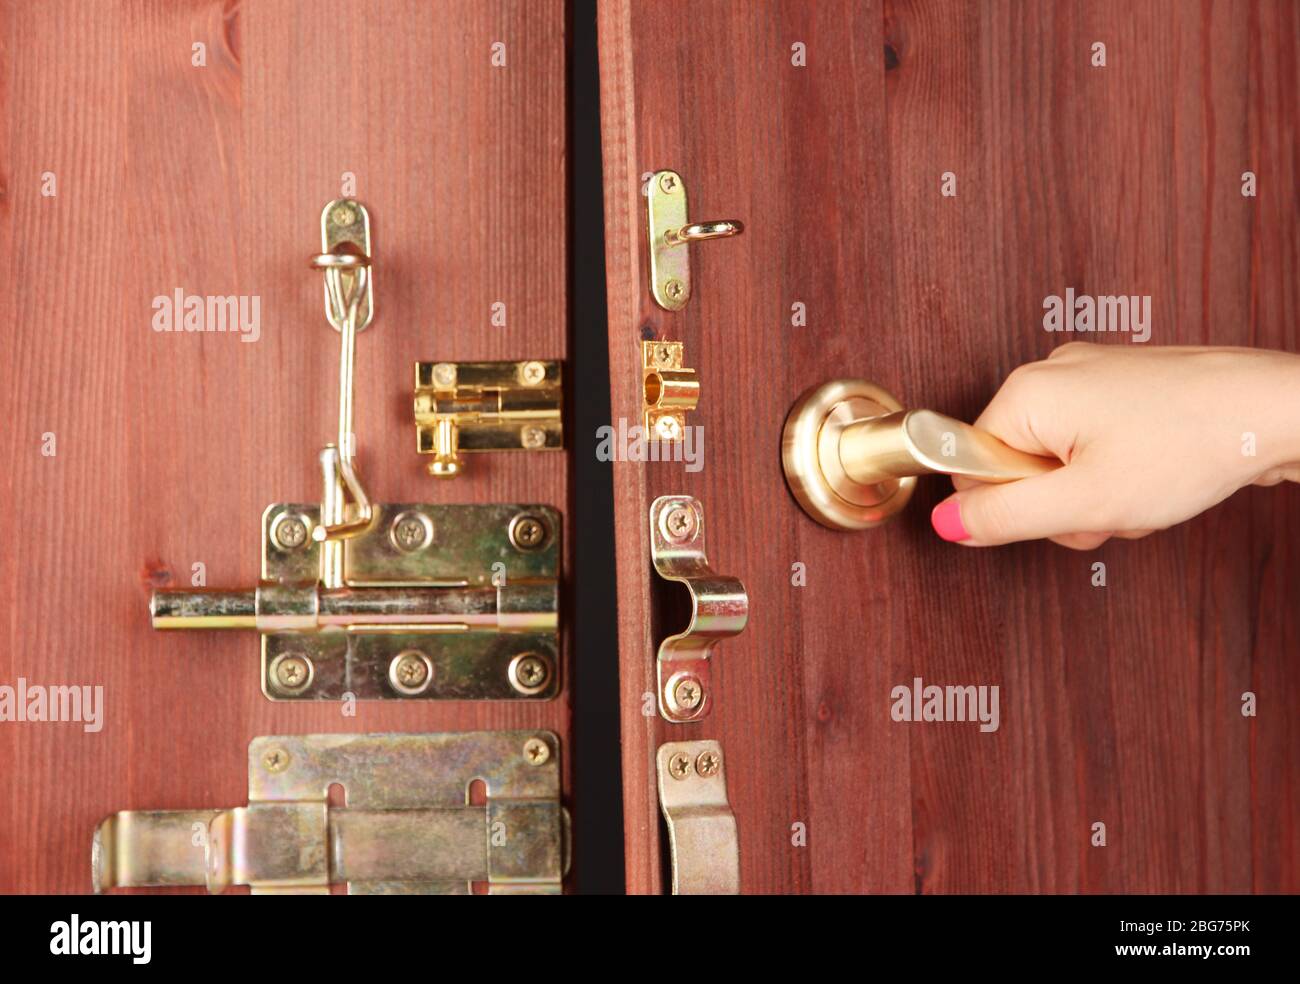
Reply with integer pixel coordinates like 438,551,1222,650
647,170,692,310
319,198,373,332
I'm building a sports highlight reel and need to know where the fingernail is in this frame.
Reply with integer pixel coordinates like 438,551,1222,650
931,498,969,542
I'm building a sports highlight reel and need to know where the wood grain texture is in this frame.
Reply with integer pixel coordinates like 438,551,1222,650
599,0,1300,893
0,0,568,893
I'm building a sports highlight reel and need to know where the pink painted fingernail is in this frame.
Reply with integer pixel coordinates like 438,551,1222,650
931,498,969,542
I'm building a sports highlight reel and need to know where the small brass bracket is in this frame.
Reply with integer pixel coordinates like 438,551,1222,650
316,198,374,332
656,740,739,895
93,733,569,894
414,360,563,478
152,504,561,701
646,169,743,311
649,496,748,722
642,341,699,442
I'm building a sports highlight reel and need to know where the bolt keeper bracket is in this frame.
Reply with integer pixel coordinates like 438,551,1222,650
649,495,749,723
93,733,569,894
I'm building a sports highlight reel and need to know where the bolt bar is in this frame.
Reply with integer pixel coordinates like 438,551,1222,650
151,583,557,632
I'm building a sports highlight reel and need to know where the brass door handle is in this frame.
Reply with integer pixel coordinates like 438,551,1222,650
782,379,1059,530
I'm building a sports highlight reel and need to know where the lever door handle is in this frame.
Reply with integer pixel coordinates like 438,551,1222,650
782,379,1060,530
838,409,1057,484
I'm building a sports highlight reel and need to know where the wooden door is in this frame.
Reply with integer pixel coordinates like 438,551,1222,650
598,0,1300,893
0,0,569,893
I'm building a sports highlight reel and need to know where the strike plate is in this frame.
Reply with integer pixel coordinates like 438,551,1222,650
94,732,568,894
656,740,739,895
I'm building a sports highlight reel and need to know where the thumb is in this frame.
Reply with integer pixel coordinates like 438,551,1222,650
930,463,1106,546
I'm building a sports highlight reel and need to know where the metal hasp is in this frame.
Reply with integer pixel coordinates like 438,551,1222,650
656,740,739,895
152,504,561,700
782,378,1060,530
414,360,563,477
646,169,744,311
649,496,748,722
642,341,699,442
93,733,569,894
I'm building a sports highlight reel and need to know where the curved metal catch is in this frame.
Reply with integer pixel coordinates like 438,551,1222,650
649,495,749,722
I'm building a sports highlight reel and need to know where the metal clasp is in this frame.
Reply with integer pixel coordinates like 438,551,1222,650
94,733,569,894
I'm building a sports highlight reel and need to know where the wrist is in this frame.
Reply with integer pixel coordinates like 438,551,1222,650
1245,350,1300,480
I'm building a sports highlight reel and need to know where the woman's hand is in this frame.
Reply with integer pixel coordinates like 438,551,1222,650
930,343,1300,548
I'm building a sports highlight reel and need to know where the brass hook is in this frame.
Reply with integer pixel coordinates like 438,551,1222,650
310,200,376,560
646,170,745,311
663,219,744,247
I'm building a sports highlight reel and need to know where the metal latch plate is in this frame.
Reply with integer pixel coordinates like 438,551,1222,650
94,732,568,894
261,503,560,701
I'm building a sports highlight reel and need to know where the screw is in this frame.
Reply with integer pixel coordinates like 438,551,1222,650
273,653,311,691
431,362,457,388
695,750,720,777
653,343,675,366
509,652,551,694
659,173,678,194
273,514,309,550
389,650,432,695
262,747,291,773
518,655,546,686
510,514,546,550
523,737,551,766
331,204,356,226
664,278,685,301
391,512,429,551
672,677,703,711
520,425,547,449
668,752,692,779
663,504,696,541
656,416,681,440
519,361,547,386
